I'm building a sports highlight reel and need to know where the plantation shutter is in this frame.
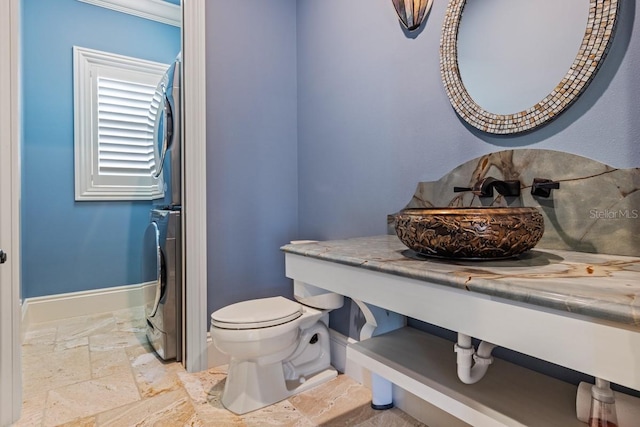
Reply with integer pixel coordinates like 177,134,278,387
74,46,169,201
96,77,160,177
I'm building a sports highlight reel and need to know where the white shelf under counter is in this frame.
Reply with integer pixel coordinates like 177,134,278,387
348,327,583,427
283,236,640,391
283,235,640,424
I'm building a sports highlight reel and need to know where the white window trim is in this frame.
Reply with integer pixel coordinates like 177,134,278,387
76,0,181,27
73,46,168,201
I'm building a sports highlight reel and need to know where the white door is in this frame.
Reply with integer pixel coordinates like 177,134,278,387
0,0,22,425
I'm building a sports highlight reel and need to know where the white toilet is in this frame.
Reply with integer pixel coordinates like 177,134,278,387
210,280,344,414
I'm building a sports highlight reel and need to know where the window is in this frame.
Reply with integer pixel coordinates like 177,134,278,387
73,46,168,201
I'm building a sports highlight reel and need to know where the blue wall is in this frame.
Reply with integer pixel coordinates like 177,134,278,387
21,0,180,298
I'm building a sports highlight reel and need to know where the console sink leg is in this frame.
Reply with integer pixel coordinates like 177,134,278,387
370,372,394,410
350,300,402,410
352,299,406,340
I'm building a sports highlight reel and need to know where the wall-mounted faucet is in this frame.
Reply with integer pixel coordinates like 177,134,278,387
531,178,560,198
454,177,521,198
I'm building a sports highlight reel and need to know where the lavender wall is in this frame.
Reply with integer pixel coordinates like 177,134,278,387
205,0,298,314
296,0,639,243
294,0,639,387
203,1,639,387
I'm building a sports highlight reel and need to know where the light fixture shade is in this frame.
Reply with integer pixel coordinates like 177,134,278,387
392,0,434,31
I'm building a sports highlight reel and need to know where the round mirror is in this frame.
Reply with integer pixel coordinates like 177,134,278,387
458,0,589,115
440,0,619,134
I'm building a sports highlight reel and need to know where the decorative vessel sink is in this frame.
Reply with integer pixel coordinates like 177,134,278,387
393,207,544,260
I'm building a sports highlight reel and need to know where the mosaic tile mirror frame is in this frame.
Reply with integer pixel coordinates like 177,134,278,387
440,0,619,134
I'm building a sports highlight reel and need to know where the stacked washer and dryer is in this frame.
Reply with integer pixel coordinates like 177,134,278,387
141,54,182,362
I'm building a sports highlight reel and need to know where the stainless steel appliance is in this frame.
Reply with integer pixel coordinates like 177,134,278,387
142,53,182,361
142,209,181,361
153,53,181,210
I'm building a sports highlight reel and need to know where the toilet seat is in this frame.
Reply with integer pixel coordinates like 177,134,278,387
211,296,302,330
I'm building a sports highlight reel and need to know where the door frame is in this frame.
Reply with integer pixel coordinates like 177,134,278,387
0,0,22,424
182,0,208,373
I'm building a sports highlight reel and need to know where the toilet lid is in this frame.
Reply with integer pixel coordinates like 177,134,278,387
210,296,302,330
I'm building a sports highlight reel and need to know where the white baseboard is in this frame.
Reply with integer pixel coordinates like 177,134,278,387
22,282,155,328
330,329,467,427
329,328,365,378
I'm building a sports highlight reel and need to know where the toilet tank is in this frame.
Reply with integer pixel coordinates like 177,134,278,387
293,280,344,310
289,241,344,310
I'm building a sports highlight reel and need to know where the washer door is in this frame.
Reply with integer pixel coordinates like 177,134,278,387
142,221,165,318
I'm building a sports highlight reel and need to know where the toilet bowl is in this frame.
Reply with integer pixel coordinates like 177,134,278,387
210,283,343,415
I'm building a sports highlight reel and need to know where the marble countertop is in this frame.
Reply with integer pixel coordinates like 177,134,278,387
281,235,640,328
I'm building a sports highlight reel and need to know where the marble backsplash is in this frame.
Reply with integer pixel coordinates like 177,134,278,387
388,149,639,257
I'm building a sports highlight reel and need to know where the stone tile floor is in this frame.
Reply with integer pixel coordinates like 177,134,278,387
14,307,427,426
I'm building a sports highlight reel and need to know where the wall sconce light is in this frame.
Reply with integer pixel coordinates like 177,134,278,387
392,0,433,31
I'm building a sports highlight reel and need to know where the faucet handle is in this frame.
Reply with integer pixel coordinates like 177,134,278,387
453,186,472,193
453,178,520,197
531,178,560,198
492,179,521,197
